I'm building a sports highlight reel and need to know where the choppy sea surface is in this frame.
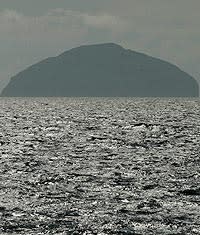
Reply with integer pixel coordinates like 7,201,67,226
0,98,200,235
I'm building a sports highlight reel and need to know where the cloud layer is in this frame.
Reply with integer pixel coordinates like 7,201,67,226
0,9,128,40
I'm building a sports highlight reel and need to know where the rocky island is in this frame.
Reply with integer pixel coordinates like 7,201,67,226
1,43,199,97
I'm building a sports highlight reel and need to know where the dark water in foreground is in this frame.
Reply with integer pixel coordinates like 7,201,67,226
0,98,200,234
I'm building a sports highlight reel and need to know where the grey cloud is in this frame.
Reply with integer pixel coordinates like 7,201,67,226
0,9,128,38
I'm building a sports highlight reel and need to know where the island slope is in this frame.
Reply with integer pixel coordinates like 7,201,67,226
1,43,199,97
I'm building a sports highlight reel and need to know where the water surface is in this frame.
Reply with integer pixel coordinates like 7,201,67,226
0,98,199,234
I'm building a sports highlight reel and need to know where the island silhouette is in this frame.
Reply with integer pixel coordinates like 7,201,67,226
1,43,199,97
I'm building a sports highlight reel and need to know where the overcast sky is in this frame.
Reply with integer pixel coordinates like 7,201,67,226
0,0,199,91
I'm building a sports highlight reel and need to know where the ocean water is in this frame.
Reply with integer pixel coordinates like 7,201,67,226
0,98,199,234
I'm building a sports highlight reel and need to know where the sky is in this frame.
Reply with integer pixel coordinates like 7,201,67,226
0,0,200,91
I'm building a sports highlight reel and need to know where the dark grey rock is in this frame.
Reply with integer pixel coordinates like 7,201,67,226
1,43,199,97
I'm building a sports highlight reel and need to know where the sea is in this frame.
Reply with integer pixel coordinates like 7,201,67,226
0,98,199,234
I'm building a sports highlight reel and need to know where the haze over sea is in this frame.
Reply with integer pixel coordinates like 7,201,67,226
0,97,199,234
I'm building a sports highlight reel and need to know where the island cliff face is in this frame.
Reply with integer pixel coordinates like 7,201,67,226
1,43,199,97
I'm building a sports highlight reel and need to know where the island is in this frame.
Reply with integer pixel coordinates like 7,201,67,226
1,43,199,97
